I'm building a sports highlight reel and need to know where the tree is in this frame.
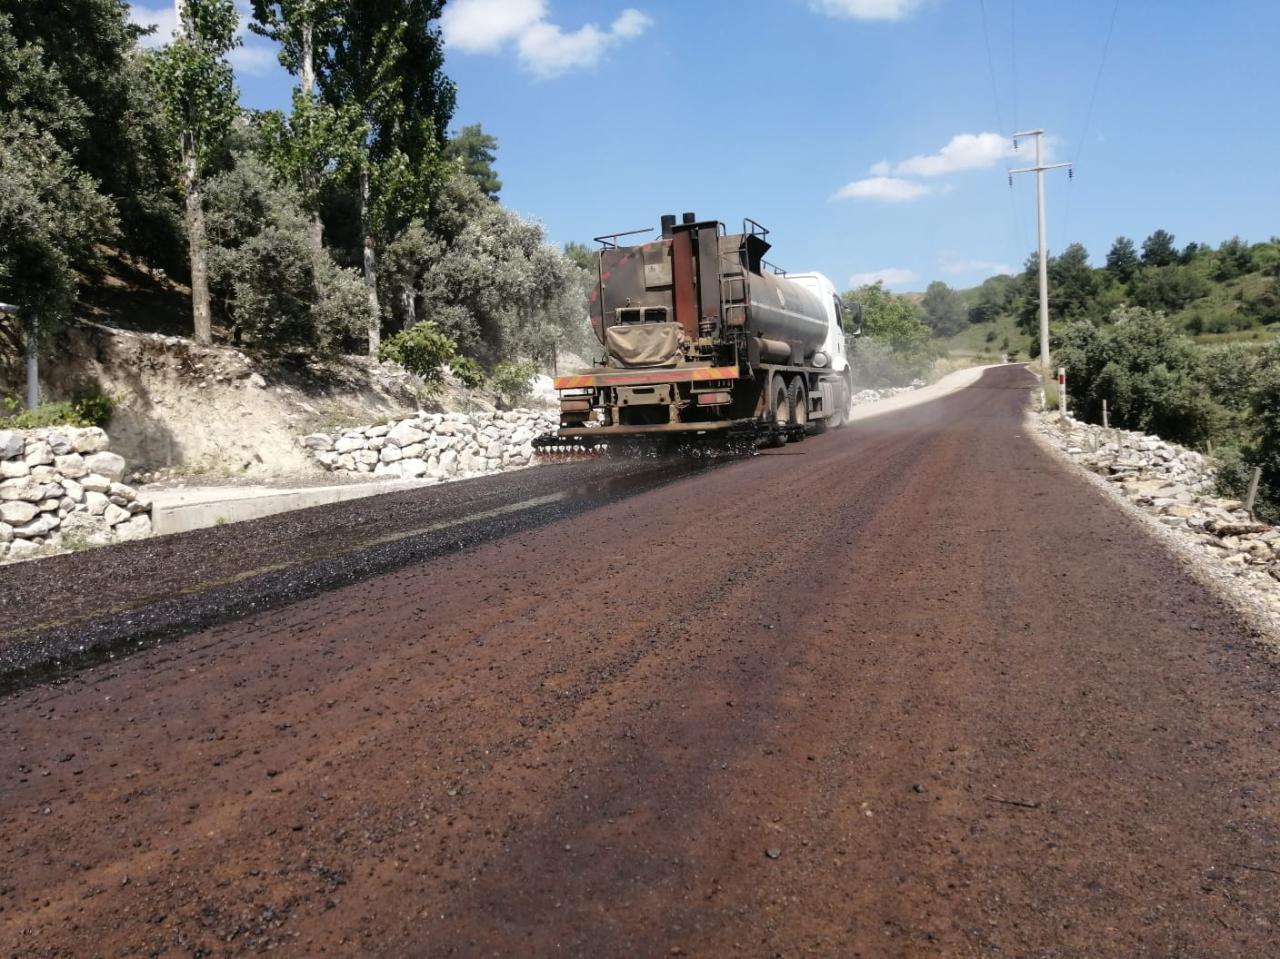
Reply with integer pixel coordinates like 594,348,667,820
1105,236,1139,283
563,242,595,274
1130,265,1208,313
1050,243,1099,320
320,0,457,357
249,1,355,254
967,274,1016,325
5,0,185,274
0,10,117,337
920,281,969,337
1054,307,1215,447
446,124,502,200
397,174,591,362
1213,236,1255,281
845,282,929,354
1141,229,1178,267
151,0,240,345
205,152,368,355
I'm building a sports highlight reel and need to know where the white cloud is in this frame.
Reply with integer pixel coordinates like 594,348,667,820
809,0,925,21
940,254,1015,277
832,176,932,203
128,3,177,48
443,1,651,77
442,0,546,53
128,2,278,75
850,267,917,288
229,43,279,75
892,132,1014,177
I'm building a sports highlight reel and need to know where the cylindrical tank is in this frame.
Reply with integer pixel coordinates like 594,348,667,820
744,270,829,359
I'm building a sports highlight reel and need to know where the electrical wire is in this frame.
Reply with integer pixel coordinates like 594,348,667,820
1010,0,1017,133
1073,0,1121,165
978,0,1005,134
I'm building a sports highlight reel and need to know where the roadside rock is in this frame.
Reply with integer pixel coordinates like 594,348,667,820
0,425,154,564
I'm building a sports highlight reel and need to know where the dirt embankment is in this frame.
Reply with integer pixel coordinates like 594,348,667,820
24,324,431,480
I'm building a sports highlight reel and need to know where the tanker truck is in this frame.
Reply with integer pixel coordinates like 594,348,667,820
541,214,860,448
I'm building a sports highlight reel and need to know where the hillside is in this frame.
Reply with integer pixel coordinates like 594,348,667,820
928,234,1280,360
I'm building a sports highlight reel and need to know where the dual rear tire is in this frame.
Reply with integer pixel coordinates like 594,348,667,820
768,376,808,446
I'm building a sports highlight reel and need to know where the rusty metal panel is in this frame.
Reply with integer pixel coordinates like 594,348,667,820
696,227,722,333
642,244,672,287
670,230,698,339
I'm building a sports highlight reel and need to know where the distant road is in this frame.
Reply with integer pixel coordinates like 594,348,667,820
4,365,1279,957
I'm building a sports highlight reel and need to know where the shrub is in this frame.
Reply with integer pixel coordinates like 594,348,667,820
378,322,458,388
490,360,539,407
450,356,486,390
1055,307,1216,447
0,392,112,428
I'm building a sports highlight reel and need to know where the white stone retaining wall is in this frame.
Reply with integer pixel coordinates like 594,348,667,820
0,427,152,564
301,409,560,482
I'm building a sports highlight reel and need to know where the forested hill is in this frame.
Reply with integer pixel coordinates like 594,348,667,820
946,230,1280,356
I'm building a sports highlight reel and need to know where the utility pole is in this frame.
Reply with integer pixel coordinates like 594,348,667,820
1009,129,1072,399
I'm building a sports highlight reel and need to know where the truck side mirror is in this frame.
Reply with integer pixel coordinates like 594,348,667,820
846,302,863,337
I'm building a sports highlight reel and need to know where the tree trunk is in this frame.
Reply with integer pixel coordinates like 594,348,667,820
401,285,416,327
185,151,212,346
300,23,326,260
360,165,380,357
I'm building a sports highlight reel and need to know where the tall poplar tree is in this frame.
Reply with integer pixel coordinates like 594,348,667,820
319,0,455,356
152,0,239,345
249,0,353,253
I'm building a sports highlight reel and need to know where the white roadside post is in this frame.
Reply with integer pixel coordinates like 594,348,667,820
1102,398,1109,429
1008,129,1072,407
1058,367,1067,423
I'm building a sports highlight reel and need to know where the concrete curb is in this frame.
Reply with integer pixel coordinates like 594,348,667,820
149,479,436,535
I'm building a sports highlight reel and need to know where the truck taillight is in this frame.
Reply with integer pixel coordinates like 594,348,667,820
560,398,592,412
696,391,732,406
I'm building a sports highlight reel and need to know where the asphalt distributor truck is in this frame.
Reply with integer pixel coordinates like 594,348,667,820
539,214,860,450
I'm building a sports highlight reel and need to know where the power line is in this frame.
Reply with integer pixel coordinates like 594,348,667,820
1073,0,1121,165
977,0,1005,133
1010,0,1017,132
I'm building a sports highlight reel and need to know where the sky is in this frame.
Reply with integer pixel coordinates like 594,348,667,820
128,0,1280,293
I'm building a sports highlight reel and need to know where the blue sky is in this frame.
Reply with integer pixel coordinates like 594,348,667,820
130,0,1280,292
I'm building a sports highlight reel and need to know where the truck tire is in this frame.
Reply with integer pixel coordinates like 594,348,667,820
786,378,807,441
767,377,789,447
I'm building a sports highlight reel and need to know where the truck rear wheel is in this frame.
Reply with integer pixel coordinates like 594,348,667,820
786,378,807,440
767,378,789,447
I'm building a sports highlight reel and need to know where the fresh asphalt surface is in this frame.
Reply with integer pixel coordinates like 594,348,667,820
3,364,1279,957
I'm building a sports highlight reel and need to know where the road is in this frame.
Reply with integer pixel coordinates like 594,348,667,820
3,364,1279,957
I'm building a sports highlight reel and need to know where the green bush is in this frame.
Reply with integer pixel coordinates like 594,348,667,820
1055,307,1216,447
490,360,539,407
379,322,458,388
0,392,112,428
450,356,486,390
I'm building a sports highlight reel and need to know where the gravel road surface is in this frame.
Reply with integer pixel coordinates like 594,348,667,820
3,364,1279,957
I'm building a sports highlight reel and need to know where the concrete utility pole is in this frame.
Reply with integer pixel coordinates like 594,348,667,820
1009,129,1072,391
